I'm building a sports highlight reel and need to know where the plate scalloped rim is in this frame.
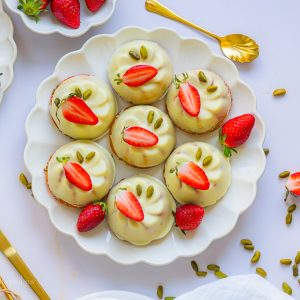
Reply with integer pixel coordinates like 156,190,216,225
0,0,17,104
24,26,266,266
3,0,117,38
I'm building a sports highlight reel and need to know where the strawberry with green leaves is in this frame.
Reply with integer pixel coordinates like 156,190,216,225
18,0,49,22
220,113,255,157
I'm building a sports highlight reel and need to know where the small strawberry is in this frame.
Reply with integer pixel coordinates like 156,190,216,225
18,0,49,22
123,126,158,147
220,113,255,157
50,0,80,29
285,172,300,201
175,204,205,232
63,161,92,191
178,161,210,190
178,82,201,117
85,0,105,13
115,190,144,222
114,65,158,87
77,202,106,232
61,96,98,125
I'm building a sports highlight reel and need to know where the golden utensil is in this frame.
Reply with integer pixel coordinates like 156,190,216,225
145,0,259,63
0,231,50,300
0,277,14,300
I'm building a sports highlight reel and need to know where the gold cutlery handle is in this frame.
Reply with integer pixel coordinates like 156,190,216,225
145,0,220,40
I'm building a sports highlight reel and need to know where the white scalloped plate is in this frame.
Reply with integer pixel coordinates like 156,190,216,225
4,0,117,37
0,0,17,104
24,27,266,265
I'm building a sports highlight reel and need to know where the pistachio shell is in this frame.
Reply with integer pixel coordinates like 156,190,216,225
279,171,290,178
244,244,255,251
282,282,292,295
240,239,253,246
203,155,212,167
86,152,95,161
196,271,207,277
288,204,296,213
191,260,198,272
157,285,163,299
293,264,298,277
147,110,155,123
280,259,292,265
136,184,142,196
146,185,154,198
207,264,220,271
286,213,292,225
75,87,82,98
154,117,163,129
207,85,218,93
273,88,286,96
251,251,261,263
195,148,202,161
198,71,207,83
215,270,228,279
295,251,300,264
76,151,84,164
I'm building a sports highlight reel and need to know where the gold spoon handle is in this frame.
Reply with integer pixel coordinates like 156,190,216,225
145,0,221,41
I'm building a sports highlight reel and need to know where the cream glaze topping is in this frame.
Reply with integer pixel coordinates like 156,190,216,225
109,105,176,168
108,40,173,104
106,175,176,246
166,70,232,134
47,141,115,207
164,142,231,207
50,75,117,140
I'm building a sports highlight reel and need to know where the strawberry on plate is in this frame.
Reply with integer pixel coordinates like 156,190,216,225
115,190,144,222
61,96,98,125
51,0,80,29
85,0,105,13
63,161,92,191
285,172,300,200
18,0,49,21
77,202,106,232
220,113,255,157
175,204,205,232
178,161,210,190
178,82,201,117
123,126,159,147
114,65,158,87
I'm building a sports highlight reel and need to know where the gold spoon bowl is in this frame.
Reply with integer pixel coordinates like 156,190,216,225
145,0,259,63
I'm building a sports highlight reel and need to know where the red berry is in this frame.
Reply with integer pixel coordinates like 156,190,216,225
115,65,158,87
77,202,106,232
123,126,159,148
51,0,80,29
175,204,205,231
178,82,201,117
64,162,92,191
286,172,300,198
220,113,255,157
115,190,144,222
178,161,210,190
61,96,98,125
85,0,105,12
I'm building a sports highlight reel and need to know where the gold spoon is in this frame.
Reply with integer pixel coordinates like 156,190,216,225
145,0,259,63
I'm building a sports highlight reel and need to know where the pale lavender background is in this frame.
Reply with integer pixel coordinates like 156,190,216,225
0,0,299,299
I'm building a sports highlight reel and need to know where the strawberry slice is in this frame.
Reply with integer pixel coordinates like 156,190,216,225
178,161,210,190
178,82,201,117
61,96,98,125
115,190,144,222
64,162,92,191
123,126,159,147
286,172,300,197
115,65,158,87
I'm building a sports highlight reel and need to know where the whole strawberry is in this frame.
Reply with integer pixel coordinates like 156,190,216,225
77,202,106,232
285,172,300,201
85,0,105,13
175,204,205,232
50,0,80,29
18,0,49,22
220,113,255,157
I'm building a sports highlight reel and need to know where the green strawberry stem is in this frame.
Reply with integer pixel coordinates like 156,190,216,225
18,0,44,22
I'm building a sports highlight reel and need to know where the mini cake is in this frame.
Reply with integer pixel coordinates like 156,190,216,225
106,175,176,246
108,40,173,104
164,142,231,207
46,140,115,207
50,75,117,140
109,105,176,168
166,69,232,134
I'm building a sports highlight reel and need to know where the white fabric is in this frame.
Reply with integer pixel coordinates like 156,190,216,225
176,275,293,300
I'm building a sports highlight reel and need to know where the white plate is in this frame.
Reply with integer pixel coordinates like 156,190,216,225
24,27,266,265
0,0,17,103
77,291,152,300
4,0,117,37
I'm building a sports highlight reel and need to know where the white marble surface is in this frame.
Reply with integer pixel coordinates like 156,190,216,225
0,0,299,299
